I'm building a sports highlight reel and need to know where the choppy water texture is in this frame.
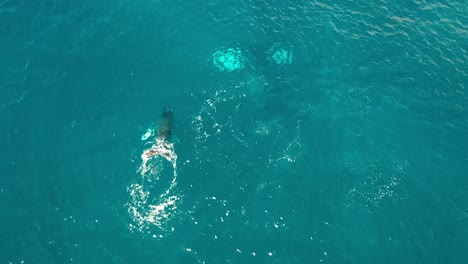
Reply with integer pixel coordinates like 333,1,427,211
1,0,467,263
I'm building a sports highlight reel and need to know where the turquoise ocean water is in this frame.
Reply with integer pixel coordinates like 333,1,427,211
1,0,467,263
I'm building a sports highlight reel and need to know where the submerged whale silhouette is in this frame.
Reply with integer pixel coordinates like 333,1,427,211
158,107,174,141
143,108,174,160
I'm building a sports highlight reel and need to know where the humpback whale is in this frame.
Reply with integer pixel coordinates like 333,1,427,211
157,108,174,141
143,108,175,161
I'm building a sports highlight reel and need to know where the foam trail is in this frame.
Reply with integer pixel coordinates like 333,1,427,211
128,137,180,234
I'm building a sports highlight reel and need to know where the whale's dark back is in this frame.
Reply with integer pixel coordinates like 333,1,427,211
158,108,173,141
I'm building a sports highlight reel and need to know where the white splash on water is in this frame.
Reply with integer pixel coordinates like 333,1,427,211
127,138,180,234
